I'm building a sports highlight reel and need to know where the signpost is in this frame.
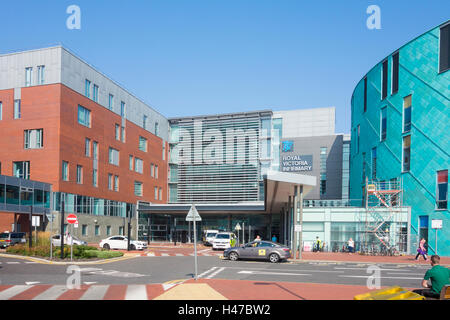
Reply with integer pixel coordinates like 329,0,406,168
431,220,443,255
32,216,40,245
186,204,201,280
46,213,55,259
66,214,77,261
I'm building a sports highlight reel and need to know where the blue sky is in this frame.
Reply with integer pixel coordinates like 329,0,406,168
2,1,449,133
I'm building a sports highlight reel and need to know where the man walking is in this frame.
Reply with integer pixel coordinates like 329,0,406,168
413,255,450,299
348,238,355,254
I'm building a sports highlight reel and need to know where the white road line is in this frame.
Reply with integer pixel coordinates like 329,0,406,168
125,285,148,300
202,254,211,256
386,272,426,276
238,270,312,276
175,254,184,256
0,285,30,300
25,282,40,286
80,285,109,300
224,266,343,273
161,253,169,257
198,249,211,253
79,268,103,273
147,253,155,257
24,262,38,264
339,275,423,280
207,267,226,279
198,267,217,279
32,286,68,300
6,262,20,264
334,267,404,271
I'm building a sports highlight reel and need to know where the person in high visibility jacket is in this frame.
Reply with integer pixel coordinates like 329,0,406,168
230,235,237,248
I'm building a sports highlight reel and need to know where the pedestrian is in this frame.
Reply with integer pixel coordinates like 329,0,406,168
415,238,428,261
412,255,450,299
314,236,322,253
271,235,277,243
230,235,237,248
348,238,355,255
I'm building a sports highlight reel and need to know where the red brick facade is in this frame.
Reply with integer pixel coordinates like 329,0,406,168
0,84,168,232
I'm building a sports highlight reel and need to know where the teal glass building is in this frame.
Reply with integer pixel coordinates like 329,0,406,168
350,21,450,256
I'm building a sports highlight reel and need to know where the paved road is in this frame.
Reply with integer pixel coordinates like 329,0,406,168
0,252,431,289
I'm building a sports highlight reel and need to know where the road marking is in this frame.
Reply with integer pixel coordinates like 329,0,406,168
202,254,211,256
386,272,426,276
0,285,30,300
79,268,103,272
175,254,184,256
6,262,20,264
225,267,343,273
161,253,169,257
334,267,403,271
83,282,97,285
147,253,155,257
33,285,68,300
206,267,225,279
198,267,217,279
125,285,148,300
238,270,312,276
24,262,38,264
80,285,109,300
25,282,40,286
339,275,423,280
198,249,211,253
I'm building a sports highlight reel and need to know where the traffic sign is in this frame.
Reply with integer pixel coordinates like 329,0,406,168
235,223,241,231
431,220,443,229
186,204,202,221
67,214,77,224
46,213,56,222
32,216,40,227
74,221,79,228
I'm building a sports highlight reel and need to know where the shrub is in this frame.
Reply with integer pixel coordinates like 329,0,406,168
96,251,124,259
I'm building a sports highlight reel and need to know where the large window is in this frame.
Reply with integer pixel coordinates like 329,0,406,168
62,161,69,181
14,100,21,119
439,22,450,73
436,170,448,209
403,95,412,133
139,136,147,152
78,105,91,127
109,148,119,166
134,181,143,196
25,67,32,87
402,135,411,172
392,52,399,94
24,129,43,149
37,65,45,85
381,59,388,100
13,161,30,180
380,107,387,141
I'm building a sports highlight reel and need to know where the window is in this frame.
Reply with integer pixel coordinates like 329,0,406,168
143,115,148,130
151,164,154,177
320,147,327,195
37,66,45,85
85,138,91,157
115,124,120,140
380,107,387,141
392,52,399,94
93,84,99,102
108,94,114,110
119,226,124,236
14,100,21,119
155,165,158,179
25,67,32,87
371,147,377,180
439,23,450,73
155,122,159,136
85,79,91,98
62,161,69,181
402,135,411,172
154,187,158,200
363,77,367,112
419,216,429,243
106,226,111,236
108,174,113,190
129,155,134,170
134,181,143,196
24,129,43,149
114,176,119,192
121,127,125,143
120,101,126,118
382,59,388,100
139,136,147,152
95,225,100,236
436,170,448,209
93,141,98,160
93,169,98,187
109,148,119,166
159,188,162,201
77,165,83,184
13,161,30,180
162,143,166,161
135,158,143,174
403,95,412,133
82,225,88,236
78,105,91,127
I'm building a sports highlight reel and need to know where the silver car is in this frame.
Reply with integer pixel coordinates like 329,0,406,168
223,240,291,263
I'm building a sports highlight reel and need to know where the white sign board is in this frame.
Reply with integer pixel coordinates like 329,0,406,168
186,204,202,221
46,213,56,222
294,225,302,232
74,221,79,228
431,220,443,229
32,216,40,227
235,223,241,231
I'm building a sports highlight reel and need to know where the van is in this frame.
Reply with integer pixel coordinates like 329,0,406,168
202,230,219,246
0,232,27,248
212,232,237,250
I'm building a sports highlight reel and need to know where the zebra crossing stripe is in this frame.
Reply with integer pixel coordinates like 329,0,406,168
125,285,148,300
147,253,155,256
80,285,109,300
0,286,30,300
33,286,68,300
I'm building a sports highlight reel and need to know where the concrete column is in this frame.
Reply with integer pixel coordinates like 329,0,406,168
288,196,292,248
293,186,298,259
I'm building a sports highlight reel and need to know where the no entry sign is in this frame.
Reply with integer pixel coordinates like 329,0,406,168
67,214,78,224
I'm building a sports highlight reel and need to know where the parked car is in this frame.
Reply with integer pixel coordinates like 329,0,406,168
212,232,237,250
202,229,219,246
51,234,87,246
0,232,27,248
223,240,291,263
99,236,147,250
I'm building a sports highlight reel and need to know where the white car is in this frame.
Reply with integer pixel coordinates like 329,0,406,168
52,234,87,246
203,230,219,246
99,236,147,251
212,232,236,250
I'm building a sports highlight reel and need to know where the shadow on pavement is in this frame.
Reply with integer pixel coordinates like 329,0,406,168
254,282,307,300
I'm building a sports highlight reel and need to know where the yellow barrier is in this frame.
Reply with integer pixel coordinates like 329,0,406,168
354,286,425,300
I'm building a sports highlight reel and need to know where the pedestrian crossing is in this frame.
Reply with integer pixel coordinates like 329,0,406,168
0,284,167,300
